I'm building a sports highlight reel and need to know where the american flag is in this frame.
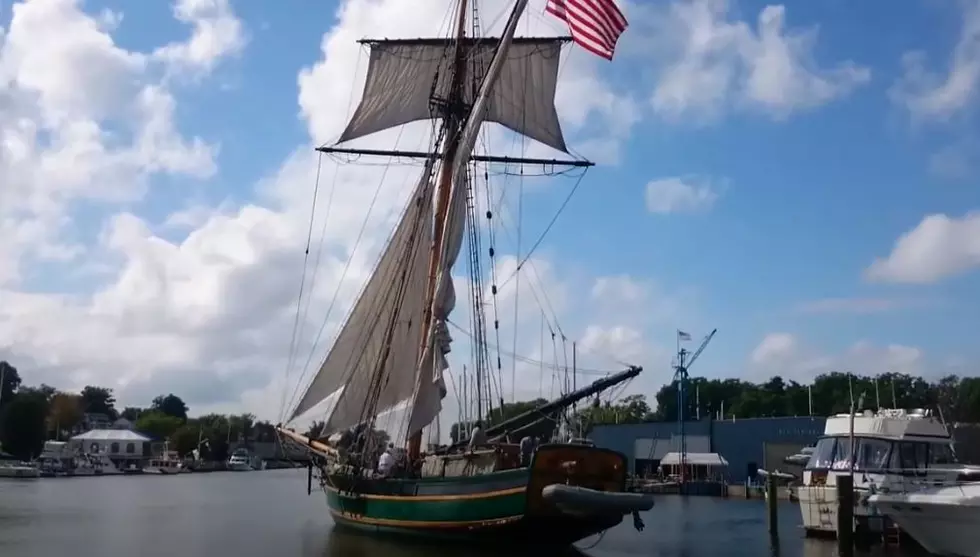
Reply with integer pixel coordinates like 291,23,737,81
545,0,628,61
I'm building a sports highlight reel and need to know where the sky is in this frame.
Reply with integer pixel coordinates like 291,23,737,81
1,0,979,431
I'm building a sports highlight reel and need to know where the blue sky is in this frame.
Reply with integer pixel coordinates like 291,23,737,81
1,0,978,424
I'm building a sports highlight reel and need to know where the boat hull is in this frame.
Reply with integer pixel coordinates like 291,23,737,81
0,465,41,479
324,444,633,546
797,485,885,536
872,487,980,557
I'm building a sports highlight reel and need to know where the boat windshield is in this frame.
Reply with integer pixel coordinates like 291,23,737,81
854,438,891,472
807,436,957,472
806,437,837,470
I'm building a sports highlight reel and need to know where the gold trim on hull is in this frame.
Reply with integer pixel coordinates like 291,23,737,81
324,485,527,502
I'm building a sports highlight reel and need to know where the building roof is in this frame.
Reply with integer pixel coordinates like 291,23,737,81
72,429,150,442
660,452,729,467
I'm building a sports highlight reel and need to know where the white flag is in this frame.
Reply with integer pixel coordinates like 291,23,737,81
677,330,692,341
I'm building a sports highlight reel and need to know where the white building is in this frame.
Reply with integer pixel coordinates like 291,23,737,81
70,429,150,461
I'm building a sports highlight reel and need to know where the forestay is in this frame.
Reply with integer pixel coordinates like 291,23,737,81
338,38,568,153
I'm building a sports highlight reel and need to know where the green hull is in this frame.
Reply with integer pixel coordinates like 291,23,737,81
322,445,630,546
326,468,528,528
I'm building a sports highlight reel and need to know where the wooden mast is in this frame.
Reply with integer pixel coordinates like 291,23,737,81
407,0,471,461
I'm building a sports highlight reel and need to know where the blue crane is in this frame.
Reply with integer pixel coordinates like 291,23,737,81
673,328,717,485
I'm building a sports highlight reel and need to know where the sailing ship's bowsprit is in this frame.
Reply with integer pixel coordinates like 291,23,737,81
278,0,644,547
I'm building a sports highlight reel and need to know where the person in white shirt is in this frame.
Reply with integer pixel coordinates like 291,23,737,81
468,421,488,449
378,443,394,476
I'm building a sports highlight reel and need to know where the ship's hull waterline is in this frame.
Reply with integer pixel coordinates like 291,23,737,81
322,445,637,546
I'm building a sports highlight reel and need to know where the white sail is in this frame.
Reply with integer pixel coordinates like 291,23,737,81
288,162,436,432
339,38,568,153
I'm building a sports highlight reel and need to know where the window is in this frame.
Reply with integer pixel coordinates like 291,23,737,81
125,443,136,454
806,438,837,470
831,439,853,470
110,442,120,454
897,442,927,475
928,444,956,466
854,439,891,472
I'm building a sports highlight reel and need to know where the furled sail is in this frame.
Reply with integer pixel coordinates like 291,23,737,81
288,161,436,432
338,38,568,153
406,3,534,438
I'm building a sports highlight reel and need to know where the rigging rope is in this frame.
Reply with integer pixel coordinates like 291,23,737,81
445,319,626,377
496,167,587,294
280,152,324,423
283,126,410,421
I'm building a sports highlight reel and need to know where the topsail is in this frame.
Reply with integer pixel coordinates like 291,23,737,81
339,38,568,153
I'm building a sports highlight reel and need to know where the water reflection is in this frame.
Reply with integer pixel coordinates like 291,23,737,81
322,525,589,557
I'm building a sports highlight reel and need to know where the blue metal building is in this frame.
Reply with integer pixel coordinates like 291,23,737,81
591,416,826,481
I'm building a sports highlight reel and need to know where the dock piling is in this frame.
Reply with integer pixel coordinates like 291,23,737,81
836,475,854,557
766,477,779,542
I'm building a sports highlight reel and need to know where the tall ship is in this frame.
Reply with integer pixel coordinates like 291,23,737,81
276,0,653,546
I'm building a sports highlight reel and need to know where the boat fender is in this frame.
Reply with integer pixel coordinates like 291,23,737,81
632,510,644,532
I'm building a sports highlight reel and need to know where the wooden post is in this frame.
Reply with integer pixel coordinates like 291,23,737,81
306,460,313,495
766,477,779,542
837,475,854,556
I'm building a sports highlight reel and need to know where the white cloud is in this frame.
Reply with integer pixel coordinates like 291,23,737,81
644,175,721,214
748,332,927,383
153,0,247,77
645,0,870,122
865,212,980,284
890,0,980,122
0,0,647,429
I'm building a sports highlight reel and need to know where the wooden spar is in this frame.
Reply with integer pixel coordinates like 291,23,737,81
407,0,470,461
276,425,338,459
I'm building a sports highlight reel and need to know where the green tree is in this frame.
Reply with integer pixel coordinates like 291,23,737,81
80,385,118,419
305,420,326,439
0,361,22,411
449,398,559,443
151,394,188,421
170,424,201,456
135,410,182,440
120,407,144,421
48,392,84,436
0,387,49,458
573,394,654,433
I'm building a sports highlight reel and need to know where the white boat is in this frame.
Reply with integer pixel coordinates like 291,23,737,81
0,460,41,479
70,453,123,476
796,408,979,537
144,450,185,475
784,446,815,466
870,478,980,557
226,448,252,471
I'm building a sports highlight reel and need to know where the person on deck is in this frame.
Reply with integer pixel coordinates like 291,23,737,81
378,443,394,476
519,435,534,466
468,421,487,449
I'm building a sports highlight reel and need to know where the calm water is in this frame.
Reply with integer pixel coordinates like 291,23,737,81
0,469,921,557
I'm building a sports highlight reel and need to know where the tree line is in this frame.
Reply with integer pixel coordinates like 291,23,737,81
0,361,279,460
5,359,979,459
450,372,980,439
